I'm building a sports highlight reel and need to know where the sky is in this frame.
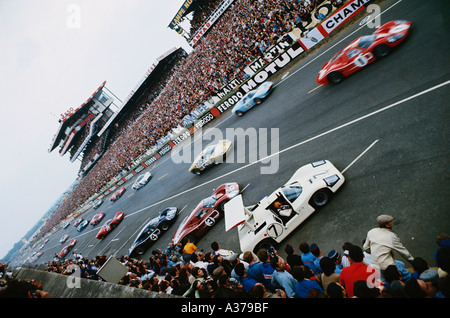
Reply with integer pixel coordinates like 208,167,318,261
0,0,192,259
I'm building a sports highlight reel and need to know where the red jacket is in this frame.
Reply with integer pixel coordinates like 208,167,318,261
339,262,381,297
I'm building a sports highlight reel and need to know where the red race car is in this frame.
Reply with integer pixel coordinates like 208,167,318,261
172,183,240,245
90,212,106,226
316,20,411,85
96,212,125,239
110,187,126,202
58,239,77,258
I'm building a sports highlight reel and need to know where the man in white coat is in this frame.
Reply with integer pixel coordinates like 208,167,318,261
363,215,414,272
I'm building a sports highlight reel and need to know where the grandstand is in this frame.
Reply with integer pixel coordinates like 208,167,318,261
48,81,118,166
49,47,188,177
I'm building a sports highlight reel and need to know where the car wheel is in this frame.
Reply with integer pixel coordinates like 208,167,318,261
235,110,244,116
136,246,146,255
373,44,390,58
254,98,262,104
327,72,344,84
160,222,170,231
253,238,278,254
310,189,331,208
192,169,201,175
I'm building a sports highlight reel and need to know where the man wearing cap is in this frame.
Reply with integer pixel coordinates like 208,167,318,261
363,215,414,272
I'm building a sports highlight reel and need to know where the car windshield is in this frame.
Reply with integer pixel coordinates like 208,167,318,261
195,209,209,220
135,175,144,183
202,196,216,208
347,48,362,59
203,145,216,158
358,34,377,48
281,183,303,202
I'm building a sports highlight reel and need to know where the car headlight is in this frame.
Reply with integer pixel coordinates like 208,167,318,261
388,33,404,43
324,174,340,187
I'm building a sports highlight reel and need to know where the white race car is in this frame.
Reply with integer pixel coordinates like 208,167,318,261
224,160,345,253
132,171,152,190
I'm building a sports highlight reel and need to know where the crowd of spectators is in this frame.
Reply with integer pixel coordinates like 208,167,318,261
38,0,341,240
5,228,449,299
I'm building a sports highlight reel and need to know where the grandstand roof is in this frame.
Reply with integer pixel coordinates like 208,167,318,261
97,47,187,136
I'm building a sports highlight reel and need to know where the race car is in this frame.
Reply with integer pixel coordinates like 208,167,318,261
59,234,69,244
92,199,103,210
132,172,152,190
90,212,106,226
96,212,125,239
189,140,232,175
58,239,77,258
73,217,84,227
232,81,273,116
76,219,89,232
110,187,126,202
224,160,345,253
316,20,412,84
172,183,240,245
128,207,179,257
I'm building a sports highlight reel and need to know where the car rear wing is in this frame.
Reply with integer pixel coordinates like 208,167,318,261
224,195,253,232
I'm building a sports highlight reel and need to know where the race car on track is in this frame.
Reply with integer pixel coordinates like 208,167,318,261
96,212,125,239
59,234,69,244
76,219,89,232
172,183,240,245
224,160,345,253
58,239,77,258
90,212,106,226
92,199,103,210
110,187,126,202
316,20,411,84
189,140,232,175
128,207,179,257
132,172,152,190
232,81,273,116
73,217,84,227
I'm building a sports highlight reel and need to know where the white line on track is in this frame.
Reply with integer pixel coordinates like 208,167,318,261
342,139,379,174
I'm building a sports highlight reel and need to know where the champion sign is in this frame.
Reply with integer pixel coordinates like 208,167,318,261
321,0,371,34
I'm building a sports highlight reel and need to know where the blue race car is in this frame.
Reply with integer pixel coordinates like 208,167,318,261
232,81,273,116
128,207,179,257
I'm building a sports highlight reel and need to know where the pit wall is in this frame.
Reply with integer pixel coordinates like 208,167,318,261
12,267,179,298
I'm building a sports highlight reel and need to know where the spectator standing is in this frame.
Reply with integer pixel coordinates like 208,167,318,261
291,265,324,298
211,241,237,261
316,256,340,296
339,245,381,298
310,243,323,274
235,263,259,291
257,249,276,292
243,251,265,284
363,215,414,272
270,256,298,298
284,244,303,268
299,242,319,274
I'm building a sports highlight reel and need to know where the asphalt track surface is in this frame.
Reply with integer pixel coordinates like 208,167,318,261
21,0,450,268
